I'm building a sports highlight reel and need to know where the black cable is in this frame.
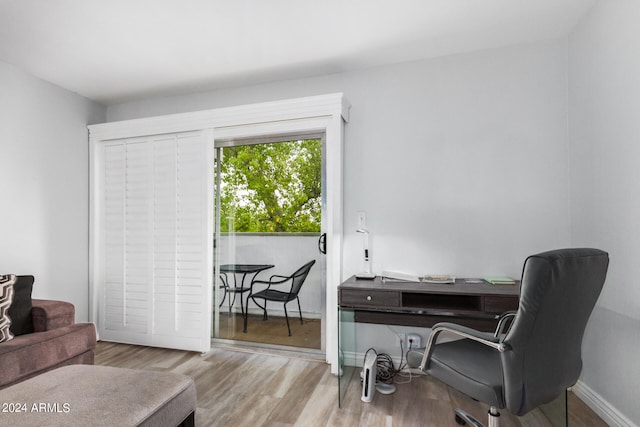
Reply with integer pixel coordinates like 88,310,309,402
375,352,396,383
362,344,409,384
363,347,377,365
398,338,406,372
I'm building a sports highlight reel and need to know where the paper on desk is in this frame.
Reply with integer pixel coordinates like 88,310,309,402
381,271,455,284
381,271,421,282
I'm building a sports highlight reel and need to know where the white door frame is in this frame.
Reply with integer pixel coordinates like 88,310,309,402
89,93,349,369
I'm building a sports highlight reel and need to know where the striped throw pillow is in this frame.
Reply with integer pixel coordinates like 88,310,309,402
0,274,17,342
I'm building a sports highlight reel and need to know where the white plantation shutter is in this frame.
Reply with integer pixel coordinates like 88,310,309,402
99,131,213,352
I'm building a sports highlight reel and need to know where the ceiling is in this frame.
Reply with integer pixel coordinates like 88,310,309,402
0,0,594,105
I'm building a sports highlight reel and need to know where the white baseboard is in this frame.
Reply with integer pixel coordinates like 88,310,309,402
340,350,360,368
340,350,404,370
573,380,637,427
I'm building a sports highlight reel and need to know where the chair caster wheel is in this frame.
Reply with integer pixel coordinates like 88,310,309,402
455,414,466,425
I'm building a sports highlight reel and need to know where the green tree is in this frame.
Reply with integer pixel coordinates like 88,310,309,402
219,139,321,232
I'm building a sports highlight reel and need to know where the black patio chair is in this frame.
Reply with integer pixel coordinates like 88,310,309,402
248,260,316,336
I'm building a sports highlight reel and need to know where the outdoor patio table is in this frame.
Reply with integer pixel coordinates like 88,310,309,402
219,264,275,332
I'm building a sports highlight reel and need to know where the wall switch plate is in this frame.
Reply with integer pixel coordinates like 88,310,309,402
357,211,367,229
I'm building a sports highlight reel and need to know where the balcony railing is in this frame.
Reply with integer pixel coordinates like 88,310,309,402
216,233,323,317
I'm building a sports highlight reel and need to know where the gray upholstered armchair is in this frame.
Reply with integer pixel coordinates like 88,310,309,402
408,248,609,426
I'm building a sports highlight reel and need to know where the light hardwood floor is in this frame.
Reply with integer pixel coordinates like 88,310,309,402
94,341,607,426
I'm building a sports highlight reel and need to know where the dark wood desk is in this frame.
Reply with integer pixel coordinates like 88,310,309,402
339,276,520,331
337,275,520,406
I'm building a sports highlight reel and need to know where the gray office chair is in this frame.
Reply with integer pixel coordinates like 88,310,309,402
408,248,608,426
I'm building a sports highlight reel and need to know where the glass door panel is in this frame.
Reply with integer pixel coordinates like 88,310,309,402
213,137,325,352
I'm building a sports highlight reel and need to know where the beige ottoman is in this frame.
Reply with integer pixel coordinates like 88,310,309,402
0,365,196,427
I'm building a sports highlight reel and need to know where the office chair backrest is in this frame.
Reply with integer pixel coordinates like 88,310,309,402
290,260,316,295
501,248,608,415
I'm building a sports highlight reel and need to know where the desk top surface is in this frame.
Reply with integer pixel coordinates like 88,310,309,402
340,275,520,297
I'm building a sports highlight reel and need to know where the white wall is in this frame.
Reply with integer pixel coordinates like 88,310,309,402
343,41,570,280
569,0,640,424
0,60,106,321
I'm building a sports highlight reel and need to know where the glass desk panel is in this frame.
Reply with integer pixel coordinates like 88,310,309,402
338,306,356,407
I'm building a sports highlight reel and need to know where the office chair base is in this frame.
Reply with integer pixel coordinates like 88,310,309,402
453,406,500,427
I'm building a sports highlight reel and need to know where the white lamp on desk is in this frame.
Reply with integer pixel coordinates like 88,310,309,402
356,228,375,279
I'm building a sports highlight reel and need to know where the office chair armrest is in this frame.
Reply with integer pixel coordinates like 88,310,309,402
494,311,517,337
419,322,511,371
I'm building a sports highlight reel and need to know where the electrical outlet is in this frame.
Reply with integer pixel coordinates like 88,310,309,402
407,333,422,349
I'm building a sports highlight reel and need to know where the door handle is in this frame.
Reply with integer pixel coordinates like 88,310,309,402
318,233,327,254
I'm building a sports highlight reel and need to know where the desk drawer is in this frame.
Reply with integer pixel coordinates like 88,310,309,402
340,289,400,308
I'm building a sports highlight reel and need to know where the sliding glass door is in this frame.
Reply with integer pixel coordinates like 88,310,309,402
90,93,347,368
212,136,326,353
